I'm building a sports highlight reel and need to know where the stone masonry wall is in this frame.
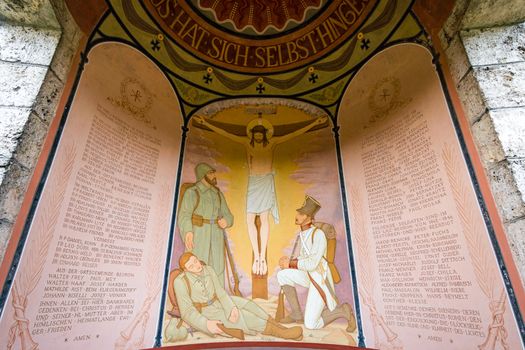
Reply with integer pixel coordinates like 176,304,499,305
0,0,81,262
440,0,525,282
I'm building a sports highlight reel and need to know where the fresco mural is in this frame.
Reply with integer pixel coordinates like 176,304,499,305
162,99,358,347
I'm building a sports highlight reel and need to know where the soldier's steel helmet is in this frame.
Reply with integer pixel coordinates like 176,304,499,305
195,162,215,182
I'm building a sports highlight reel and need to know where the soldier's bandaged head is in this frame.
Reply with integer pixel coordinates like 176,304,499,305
179,252,195,270
179,252,203,273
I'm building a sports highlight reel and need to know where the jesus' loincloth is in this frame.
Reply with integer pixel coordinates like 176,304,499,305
246,173,279,224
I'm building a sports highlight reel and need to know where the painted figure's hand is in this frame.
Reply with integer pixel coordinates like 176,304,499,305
229,307,239,323
279,256,290,269
194,115,205,124
316,115,328,124
185,232,194,251
206,320,223,334
217,217,228,229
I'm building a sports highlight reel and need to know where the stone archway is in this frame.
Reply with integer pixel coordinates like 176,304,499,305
0,0,83,261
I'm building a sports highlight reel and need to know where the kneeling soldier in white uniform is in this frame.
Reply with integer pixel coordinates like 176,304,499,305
277,195,356,331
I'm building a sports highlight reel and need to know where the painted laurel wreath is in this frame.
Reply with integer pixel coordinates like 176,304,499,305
441,144,509,350
7,144,77,350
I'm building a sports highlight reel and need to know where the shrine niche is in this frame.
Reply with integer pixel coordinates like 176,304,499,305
0,0,523,350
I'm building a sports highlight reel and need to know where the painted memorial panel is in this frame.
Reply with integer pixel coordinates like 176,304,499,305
339,43,524,350
0,43,183,349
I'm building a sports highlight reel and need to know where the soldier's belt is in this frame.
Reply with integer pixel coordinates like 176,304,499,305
192,214,219,226
193,294,218,313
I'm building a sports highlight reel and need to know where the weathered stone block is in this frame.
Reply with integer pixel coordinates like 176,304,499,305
490,107,525,158
0,22,60,65
13,112,48,170
444,33,471,86
48,0,80,44
506,218,525,285
0,0,59,29
33,69,64,124
0,160,31,223
49,42,76,83
463,0,525,29
487,161,525,222
474,62,525,109
462,23,525,66
457,70,486,124
471,112,506,167
0,219,13,266
438,0,471,50
0,62,48,107
0,106,32,167
509,159,525,204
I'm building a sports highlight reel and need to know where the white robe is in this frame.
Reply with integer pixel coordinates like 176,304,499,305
277,226,337,329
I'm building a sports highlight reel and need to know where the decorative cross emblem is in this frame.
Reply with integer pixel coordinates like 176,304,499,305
360,38,371,50
309,73,319,83
203,73,213,84
256,83,265,94
131,89,142,102
380,89,390,101
151,39,161,51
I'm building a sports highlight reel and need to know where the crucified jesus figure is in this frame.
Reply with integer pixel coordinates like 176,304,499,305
194,115,327,275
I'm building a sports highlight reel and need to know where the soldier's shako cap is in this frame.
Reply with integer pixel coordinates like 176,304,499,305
195,162,215,182
297,195,321,217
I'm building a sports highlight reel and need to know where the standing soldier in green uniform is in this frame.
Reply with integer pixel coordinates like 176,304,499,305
178,163,234,287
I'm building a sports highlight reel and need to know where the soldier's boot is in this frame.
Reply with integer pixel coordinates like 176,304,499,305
263,318,303,340
280,285,304,324
217,324,245,340
321,303,357,332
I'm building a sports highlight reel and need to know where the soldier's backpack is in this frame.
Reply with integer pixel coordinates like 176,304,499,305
178,183,198,210
167,268,187,318
178,183,227,227
312,222,341,284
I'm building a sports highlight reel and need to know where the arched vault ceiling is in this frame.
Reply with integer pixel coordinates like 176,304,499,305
91,0,428,119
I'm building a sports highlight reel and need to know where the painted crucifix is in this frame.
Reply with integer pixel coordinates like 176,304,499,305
193,113,327,276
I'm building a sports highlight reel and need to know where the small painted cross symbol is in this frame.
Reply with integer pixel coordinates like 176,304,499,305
256,83,265,94
151,39,161,51
203,73,213,84
380,89,390,101
360,38,371,50
309,73,319,83
131,89,142,102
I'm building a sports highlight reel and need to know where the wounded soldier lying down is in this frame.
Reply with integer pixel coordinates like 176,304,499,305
172,252,303,341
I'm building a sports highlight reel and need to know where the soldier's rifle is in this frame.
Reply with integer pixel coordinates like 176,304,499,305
221,226,242,297
275,234,301,321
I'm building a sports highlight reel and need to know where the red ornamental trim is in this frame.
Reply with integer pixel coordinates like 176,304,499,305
197,0,324,34
144,0,377,73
